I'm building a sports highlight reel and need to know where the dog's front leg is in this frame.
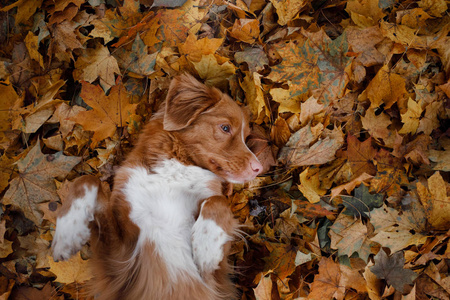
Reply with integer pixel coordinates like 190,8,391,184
192,196,237,277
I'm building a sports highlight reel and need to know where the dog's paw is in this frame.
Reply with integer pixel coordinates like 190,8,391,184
52,186,98,261
192,215,230,275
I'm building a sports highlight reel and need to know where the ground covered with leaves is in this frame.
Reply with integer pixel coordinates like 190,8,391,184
0,0,449,299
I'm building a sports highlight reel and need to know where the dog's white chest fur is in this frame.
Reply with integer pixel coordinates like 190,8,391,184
122,159,221,280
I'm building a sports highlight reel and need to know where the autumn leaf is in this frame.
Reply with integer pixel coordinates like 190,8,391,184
3,141,81,224
253,273,273,300
114,33,157,77
70,81,138,146
370,200,427,253
329,213,372,262
341,184,383,218
229,19,260,44
73,42,121,91
263,243,297,280
370,249,417,293
278,124,344,167
48,253,93,284
417,171,450,230
268,29,351,105
308,257,343,300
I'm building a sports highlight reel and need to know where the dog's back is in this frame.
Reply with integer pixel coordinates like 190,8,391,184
52,74,262,299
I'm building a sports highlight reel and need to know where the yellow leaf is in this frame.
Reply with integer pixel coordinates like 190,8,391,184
365,65,407,109
229,19,260,44
192,54,235,90
1,0,43,25
269,0,307,26
417,171,450,230
48,253,92,284
418,0,448,17
179,34,224,63
240,72,267,123
24,32,44,68
270,88,302,114
399,98,423,134
73,43,121,91
298,168,327,203
346,0,385,27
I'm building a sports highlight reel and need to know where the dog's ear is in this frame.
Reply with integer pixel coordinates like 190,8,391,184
163,74,222,131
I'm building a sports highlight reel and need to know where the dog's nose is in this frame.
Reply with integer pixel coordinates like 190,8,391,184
250,160,263,174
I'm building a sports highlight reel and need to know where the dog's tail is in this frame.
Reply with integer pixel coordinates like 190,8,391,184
52,175,107,261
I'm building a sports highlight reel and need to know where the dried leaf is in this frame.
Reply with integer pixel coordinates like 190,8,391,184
370,250,417,293
70,81,138,146
3,141,81,224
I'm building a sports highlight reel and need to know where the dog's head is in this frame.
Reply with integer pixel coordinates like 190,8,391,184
163,74,263,183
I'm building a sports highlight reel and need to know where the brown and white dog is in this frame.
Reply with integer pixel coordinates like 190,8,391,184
51,74,262,299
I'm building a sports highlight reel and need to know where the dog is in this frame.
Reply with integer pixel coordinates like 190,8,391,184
51,74,263,299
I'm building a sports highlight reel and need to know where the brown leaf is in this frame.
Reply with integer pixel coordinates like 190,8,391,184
263,243,297,281
70,81,138,146
417,171,450,230
370,249,417,293
229,19,260,44
48,253,93,284
345,135,377,177
3,141,81,224
73,42,121,90
278,124,344,167
308,257,343,300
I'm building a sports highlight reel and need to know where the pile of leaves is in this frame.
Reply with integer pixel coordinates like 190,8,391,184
0,0,449,299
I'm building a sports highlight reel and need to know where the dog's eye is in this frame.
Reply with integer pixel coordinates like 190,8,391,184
220,124,231,133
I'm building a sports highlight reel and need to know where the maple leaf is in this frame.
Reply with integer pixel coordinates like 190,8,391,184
278,124,344,167
329,213,372,262
370,249,417,293
50,102,86,138
48,253,93,284
263,243,297,281
114,33,157,77
271,1,309,25
417,171,450,230
370,200,427,253
345,135,377,177
73,43,121,91
70,81,138,146
341,184,383,218
179,34,224,63
346,0,386,27
235,46,268,73
48,20,83,62
297,167,327,203
2,141,81,224
268,29,351,105
399,98,423,135
308,257,343,300
229,19,260,44
361,108,392,142
192,54,236,90
270,88,303,114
